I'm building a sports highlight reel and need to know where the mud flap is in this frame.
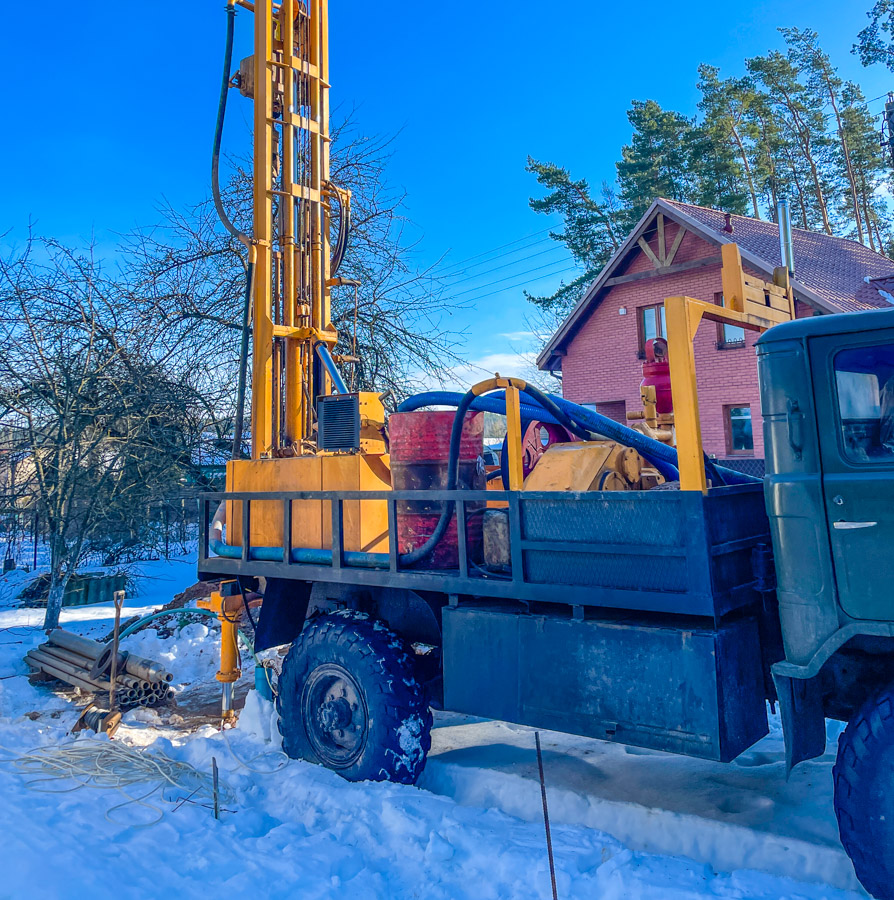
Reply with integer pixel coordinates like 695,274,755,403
254,579,311,652
773,670,826,774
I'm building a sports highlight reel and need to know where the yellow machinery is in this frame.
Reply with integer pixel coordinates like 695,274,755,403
209,0,794,717
664,243,795,492
223,0,390,559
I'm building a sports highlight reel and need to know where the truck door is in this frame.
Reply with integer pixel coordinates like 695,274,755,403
810,333,894,621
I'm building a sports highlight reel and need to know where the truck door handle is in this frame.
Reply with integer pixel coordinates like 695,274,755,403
833,521,878,530
786,399,804,460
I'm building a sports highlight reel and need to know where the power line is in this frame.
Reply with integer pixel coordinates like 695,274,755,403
438,227,555,275
447,257,580,300
442,243,568,283
446,262,582,307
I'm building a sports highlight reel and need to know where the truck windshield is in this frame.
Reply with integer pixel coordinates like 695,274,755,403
834,344,894,462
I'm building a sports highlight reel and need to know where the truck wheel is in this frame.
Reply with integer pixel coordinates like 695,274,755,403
276,611,432,784
833,682,894,899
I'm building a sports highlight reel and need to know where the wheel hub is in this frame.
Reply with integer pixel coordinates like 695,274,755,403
302,664,369,768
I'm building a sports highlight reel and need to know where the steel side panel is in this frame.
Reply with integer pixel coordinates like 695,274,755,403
441,607,767,762
442,607,520,723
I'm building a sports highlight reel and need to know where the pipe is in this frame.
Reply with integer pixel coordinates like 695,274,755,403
47,629,105,660
25,651,110,692
209,537,389,569
313,341,349,394
777,199,795,277
123,655,172,684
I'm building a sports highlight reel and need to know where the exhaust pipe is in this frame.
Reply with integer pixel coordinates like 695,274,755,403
777,199,795,277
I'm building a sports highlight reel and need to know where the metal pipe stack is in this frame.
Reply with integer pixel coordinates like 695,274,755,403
25,629,174,709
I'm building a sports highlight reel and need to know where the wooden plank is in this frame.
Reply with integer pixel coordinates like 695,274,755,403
657,213,666,265
603,254,722,288
664,225,686,267
721,244,747,313
637,237,662,269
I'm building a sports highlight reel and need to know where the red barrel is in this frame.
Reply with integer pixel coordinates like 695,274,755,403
389,410,484,568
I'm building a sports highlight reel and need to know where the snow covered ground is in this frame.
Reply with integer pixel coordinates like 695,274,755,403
0,553,865,899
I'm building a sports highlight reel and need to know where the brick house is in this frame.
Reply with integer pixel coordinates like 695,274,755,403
537,198,894,472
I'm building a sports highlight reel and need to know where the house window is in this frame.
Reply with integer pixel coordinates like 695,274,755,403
714,292,746,348
724,405,754,455
639,304,666,353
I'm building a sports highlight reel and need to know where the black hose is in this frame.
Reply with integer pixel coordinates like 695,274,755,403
231,261,254,458
237,576,258,637
212,2,248,245
398,389,478,566
330,188,350,277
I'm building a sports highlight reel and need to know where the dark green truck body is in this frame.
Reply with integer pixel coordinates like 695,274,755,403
758,307,894,766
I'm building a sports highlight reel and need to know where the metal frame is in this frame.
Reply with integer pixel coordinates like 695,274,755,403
665,243,795,493
198,484,768,619
249,0,336,457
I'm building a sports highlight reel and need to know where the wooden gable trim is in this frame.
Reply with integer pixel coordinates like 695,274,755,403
603,254,722,287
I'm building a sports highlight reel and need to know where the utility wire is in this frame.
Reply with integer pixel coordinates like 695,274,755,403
442,244,568,283
438,228,555,275
446,258,580,300
444,262,581,308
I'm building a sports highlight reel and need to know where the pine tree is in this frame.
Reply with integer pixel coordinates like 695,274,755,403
747,49,836,233
616,100,700,221
696,65,758,216
784,27,867,242
854,0,894,71
524,159,624,316
840,81,891,251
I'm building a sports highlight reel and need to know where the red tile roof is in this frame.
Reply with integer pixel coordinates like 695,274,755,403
538,197,894,370
664,200,894,312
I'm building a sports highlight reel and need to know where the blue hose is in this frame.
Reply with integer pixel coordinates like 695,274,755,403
396,390,759,485
397,390,680,481
210,538,388,569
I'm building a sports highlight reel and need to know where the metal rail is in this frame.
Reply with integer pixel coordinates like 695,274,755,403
197,485,767,619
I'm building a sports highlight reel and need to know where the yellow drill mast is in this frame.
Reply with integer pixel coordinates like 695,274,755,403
238,0,342,459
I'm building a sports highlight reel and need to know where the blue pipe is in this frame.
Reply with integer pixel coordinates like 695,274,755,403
397,390,680,481
210,538,388,569
397,390,759,485
314,342,349,394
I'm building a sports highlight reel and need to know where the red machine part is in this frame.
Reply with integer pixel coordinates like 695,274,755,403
389,410,484,568
642,337,673,415
521,421,573,477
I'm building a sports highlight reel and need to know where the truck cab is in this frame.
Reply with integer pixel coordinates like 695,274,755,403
759,307,894,898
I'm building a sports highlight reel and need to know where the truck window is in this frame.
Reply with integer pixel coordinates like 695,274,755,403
834,344,894,462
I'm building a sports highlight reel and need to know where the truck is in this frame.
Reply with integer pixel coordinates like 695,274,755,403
197,3,894,897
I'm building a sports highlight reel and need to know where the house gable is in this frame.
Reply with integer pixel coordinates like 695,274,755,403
537,197,888,372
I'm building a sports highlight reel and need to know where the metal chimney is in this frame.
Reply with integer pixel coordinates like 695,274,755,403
777,199,795,277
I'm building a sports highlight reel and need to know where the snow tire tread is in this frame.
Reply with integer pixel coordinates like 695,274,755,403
833,682,894,899
276,611,432,784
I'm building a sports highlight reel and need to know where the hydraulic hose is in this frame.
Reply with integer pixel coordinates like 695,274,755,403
212,1,249,246
398,390,679,481
397,390,758,485
397,388,479,566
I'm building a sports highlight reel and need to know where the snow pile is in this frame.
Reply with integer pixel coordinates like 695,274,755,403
0,551,866,898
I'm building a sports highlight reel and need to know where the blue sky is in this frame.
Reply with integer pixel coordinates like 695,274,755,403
0,1,890,382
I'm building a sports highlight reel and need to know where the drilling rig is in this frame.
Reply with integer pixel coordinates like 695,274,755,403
197,4,894,897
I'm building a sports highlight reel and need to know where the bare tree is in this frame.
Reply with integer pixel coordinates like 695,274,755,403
124,115,467,437
0,236,207,628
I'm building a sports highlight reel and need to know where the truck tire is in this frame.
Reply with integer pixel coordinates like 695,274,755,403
833,682,894,899
276,611,432,784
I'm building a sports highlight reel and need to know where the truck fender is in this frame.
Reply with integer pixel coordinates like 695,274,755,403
773,670,825,774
